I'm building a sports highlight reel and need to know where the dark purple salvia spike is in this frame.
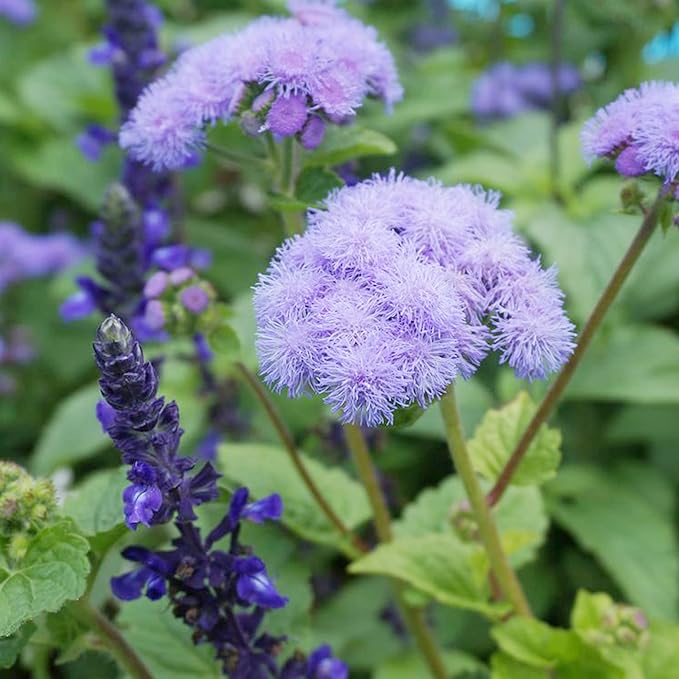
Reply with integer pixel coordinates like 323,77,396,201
102,0,172,207
96,317,347,676
94,314,218,529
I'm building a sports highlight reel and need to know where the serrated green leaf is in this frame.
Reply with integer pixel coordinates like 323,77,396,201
491,652,550,679
0,622,35,669
545,464,679,619
217,443,370,554
349,534,506,617
468,392,561,487
62,467,127,537
394,475,548,570
117,598,221,679
492,618,624,679
295,167,343,205
31,382,108,476
0,521,90,636
304,127,396,167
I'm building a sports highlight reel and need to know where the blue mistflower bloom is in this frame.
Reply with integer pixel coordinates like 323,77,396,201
254,172,575,426
120,0,402,170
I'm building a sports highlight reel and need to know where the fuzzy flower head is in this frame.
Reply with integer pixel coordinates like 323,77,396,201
582,81,679,183
254,172,574,426
120,0,402,170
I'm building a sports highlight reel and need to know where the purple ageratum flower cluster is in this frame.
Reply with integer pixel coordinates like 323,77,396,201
582,81,679,182
94,314,220,529
472,61,581,122
254,172,575,426
0,221,85,293
120,0,402,170
0,0,36,25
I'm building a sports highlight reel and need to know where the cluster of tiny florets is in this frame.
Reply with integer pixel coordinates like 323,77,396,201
254,172,575,426
581,81,679,182
120,0,402,170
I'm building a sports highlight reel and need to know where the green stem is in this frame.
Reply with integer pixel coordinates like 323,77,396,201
549,0,565,201
486,187,666,508
343,424,448,679
72,601,154,679
278,136,303,236
438,386,532,618
236,362,368,556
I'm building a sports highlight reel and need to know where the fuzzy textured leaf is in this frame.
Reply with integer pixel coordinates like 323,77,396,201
0,521,90,636
468,392,561,486
62,466,127,536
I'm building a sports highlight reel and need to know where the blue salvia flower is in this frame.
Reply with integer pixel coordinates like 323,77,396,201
97,316,347,677
94,314,219,528
64,0,184,326
0,0,36,25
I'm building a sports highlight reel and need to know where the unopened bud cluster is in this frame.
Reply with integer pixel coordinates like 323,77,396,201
0,462,56,563
142,267,217,335
586,602,650,650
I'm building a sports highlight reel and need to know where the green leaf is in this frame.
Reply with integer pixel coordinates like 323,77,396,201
394,475,548,570
643,621,679,678
349,534,506,617
569,590,645,677
567,324,679,403
468,392,561,487
12,137,121,211
295,167,343,205
491,652,550,679
0,521,90,636
374,649,486,679
117,598,220,679
17,45,114,131
491,618,621,677
0,622,35,669
304,127,396,167
31,383,108,476
217,443,370,553
545,464,679,619
62,467,127,537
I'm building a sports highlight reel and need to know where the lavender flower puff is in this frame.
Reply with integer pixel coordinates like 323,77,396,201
253,172,575,427
0,222,85,293
581,81,679,182
119,0,402,170
0,0,36,25
471,61,580,122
